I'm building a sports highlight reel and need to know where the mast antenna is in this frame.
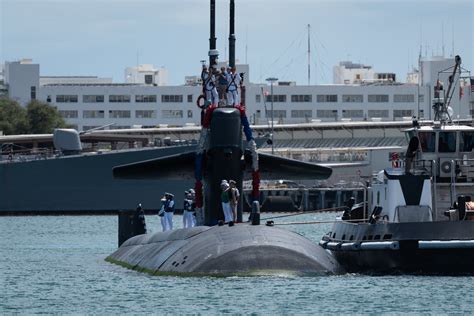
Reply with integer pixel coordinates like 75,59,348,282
451,24,454,57
307,24,311,85
442,22,445,57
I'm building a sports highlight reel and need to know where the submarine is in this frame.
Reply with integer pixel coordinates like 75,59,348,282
106,0,344,276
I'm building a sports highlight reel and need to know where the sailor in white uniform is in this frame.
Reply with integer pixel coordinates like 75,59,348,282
158,197,167,231
226,67,241,106
220,180,233,223
201,65,218,105
163,193,175,231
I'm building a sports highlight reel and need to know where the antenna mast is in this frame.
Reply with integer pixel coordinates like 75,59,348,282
307,24,311,85
442,22,445,57
209,0,218,69
229,0,236,68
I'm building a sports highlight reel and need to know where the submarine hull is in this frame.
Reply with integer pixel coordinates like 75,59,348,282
107,224,344,276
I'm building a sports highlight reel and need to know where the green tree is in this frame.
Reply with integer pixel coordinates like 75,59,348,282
0,99,29,135
26,100,67,134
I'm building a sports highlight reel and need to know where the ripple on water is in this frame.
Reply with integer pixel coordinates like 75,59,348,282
1,214,474,314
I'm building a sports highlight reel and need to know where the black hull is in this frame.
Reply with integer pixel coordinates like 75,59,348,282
321,220,474,275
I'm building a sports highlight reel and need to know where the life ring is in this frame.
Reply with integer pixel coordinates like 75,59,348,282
196,95,206,109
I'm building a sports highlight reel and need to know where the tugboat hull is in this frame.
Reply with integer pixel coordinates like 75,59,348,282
321,221,474,274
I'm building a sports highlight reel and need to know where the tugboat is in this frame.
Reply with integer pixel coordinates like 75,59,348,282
320,55,474,274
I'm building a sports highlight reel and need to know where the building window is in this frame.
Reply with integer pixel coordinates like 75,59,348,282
83,110,105,118
162,110,183,118
419,94,424,103
144,74,153,84
187,110,193,118
109,95,131,103
187,94,193,103
418,132,435,152
265,94,286,102
291,94,312,102
135,95,157,103
342,94,363,103
368,110,389,118
460,131,474,152
46,95,51,102
438,132,456,152
342,110,364,118
368,94,389,102
317,109,338,118
59,110,78,118
394,94,415,103
162,95,183,103
265,110,287,118
256,95,261,103
83,95,104,103
56,95,78,103
317,94,337,102
30,86,36,100
135,110,156,118
291,110,312,118
109,110,131,118
393,109,413,118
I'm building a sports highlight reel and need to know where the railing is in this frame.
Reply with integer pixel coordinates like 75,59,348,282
411,158,474,180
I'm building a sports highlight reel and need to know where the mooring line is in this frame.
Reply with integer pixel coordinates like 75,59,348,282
261,206,348,221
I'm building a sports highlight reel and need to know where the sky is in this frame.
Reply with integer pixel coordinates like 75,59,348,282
1,0,473,85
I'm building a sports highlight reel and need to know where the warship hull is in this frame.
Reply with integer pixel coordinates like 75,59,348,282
0,146,195,214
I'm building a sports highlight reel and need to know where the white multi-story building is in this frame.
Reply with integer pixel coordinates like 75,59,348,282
333,61,396,84
125,64,168,86
2,56,473,132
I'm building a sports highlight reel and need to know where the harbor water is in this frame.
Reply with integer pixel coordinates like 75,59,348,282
1,213,473,314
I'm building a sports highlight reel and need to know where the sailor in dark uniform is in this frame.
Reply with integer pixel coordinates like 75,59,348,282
183,189,196,228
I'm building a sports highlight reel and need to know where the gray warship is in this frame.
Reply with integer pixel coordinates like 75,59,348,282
0,129,195,214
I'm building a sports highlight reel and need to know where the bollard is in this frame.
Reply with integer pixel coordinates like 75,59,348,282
251,200,260,225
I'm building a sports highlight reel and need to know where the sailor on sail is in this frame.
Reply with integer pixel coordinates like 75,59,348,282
226,67,241,106
201,65,218,105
